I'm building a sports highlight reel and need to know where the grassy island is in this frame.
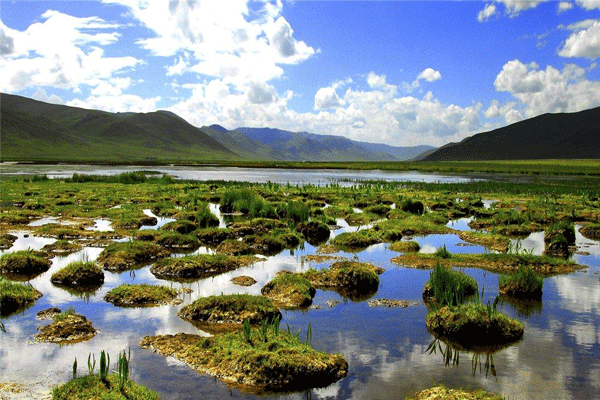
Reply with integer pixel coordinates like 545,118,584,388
150,254,257,281
0,277,43,316
104,284,180,307
409,385,503,400
498,265,543,300
177,294,281,330
97,241,170,272
304,260,384,293
52,374,159,400
261,272,316,308
0,250,51,280
51,261,104,290
35,309,97,344
140,321,347,393
423,263,478,304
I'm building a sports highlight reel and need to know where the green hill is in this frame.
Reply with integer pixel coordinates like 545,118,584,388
422,106,600,161
1,93,239,163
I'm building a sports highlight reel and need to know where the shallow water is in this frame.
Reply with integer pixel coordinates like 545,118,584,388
1,221,600,398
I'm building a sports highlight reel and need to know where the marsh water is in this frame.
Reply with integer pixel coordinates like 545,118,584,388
1,170,600,399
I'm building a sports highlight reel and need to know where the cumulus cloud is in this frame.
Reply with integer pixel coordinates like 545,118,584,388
166,54,190,76
246,81,275,104
494,59,600,117
559,20,600,59
478,4,498,22
67,93,160,113
416,68,442,83
576,0,600,10
484,99,523,123
558,2,574,13
0,27,14,55
32,88,64,105
314,86,345,110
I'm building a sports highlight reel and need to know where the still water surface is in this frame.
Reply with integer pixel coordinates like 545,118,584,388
1,173,599,399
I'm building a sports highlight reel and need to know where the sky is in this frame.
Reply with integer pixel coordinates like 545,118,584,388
1,0,600,147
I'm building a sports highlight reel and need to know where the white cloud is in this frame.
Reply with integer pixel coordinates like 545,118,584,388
0,12,139,94
416,68,442,83
484,99,522,124
576,0,600,10
246,81,275,104
559,20,600,59
367,72,397,95
314,86,345,110
558,2,574,13
478,4,498,22
32,88,64,105
67,93,160,113
166,54,190,76
494,59,600,117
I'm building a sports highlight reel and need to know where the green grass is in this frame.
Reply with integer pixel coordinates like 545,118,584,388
0,249,51,276
51,261,104,288
178,294,280,325
151,254,255,281
52,373,159,400
434,245,452,259
0,277,42,315
261,273,316,308
426,262,478,306
408,384,504,400
104,284,178,307
97,241,169,271
331,229,382,251
54,307,76,322
499,265,543,299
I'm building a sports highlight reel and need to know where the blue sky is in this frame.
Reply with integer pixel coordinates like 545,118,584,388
1,0,599,147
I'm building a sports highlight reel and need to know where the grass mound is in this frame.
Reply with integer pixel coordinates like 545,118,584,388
150,254,256,281
0,277,43,316
0,250,51,278
42,240,83,256
580,223,600,240
304,260,383,300
426,304,524,348
261,272,316,308
35,309,97,344
499,265,543,300
52,373,158,400
140,324,347,393
423,262,478,305
331,229,382,251
458,231,510,252
97,241,169,272
409,385,503,400
178,294,281,327
104,284,180,307
389,241,421,253
51,261,104,289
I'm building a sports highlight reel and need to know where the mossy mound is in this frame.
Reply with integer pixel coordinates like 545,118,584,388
195,227,233,245
0,233,18,250
304,261,383,299
104,284,180,307
151,254,257,281
498,266,543,300
231,275,257,286
426,305,524,348
154,231,200,250
389,241,421,253
296,221,330,246
140,330,347,394
0,277,43,316
423,264,478,305
177,294,281,328
97,241,170,272
42,240,83,256
216,240,253,256
261,272,316,308
243,235,286,256
331,229,382,251
161,219,198,234
51,261,104,289
52,373,159,400
0,250,51,279
409,385,503,400
580,224,600,240
458,231,510,252
35,312,97,344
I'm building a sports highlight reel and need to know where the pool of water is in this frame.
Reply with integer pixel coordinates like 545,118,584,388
1,215,600,399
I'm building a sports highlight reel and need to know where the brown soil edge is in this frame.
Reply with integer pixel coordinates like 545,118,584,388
140,333,348,394
457,231,509,252
580,225,600,241
34,314,97,344
409,385,503,400
391,254,583,276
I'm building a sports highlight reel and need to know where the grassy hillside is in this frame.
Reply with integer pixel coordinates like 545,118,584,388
1,93,240,163
423,106,600,161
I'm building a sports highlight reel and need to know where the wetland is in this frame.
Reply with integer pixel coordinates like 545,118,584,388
1,164,600,399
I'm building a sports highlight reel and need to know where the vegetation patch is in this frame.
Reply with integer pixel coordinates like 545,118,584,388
42,240,83,256
261,272,316,308
52,373,159,400
296,221,330,245
104,284,180,307
0,250,51,279
409,385,503,400
140,324,347,393
0,277,43,316
51,261,104,290
367,299,418,308
331,229,382,251
177,294,281,329
458,231,510,252
97,241,170,272
0,233,18,250
580,223,600,240
216,239,253,256
35,309,97,344
151,254,257,281
391,252,582,275
194,227,233,246
499,265,543,300
389,241,421,253
374,215,451,237
231,275,257,286
423,263,478,305
304,260,383,299
426,304,524,348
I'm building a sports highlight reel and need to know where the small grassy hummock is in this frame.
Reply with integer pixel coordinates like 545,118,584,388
303,260,384,300
150,254,257,281
261,272,316,308
458,231,510,252
140,322,347,393
331,229,382,251
499,265,543,300
51,261,104,289
104,284,180,307
35,310,97,344
52,373,159,400
0,277,43,316
409,385,503,400
423,262,478,305
0,250,51,278
580,223,600,240
426,304,524,348
434,245,452,259
97,241,170,272
389,241,421,253
42,240,83,256
178,294,281,328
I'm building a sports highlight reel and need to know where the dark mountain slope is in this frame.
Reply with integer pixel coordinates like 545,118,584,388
422,107,600,161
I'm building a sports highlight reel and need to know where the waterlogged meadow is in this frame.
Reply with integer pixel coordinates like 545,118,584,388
1,169,600,399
